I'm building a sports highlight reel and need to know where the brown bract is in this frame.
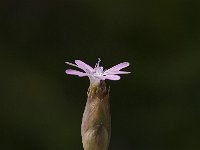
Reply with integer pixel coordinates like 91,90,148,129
81,81,111,150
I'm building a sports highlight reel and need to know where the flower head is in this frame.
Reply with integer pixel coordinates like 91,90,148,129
65,58,130,85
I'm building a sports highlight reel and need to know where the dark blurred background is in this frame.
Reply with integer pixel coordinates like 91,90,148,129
0,0,200,150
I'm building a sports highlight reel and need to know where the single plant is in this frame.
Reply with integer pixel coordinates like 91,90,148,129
65,58,130,150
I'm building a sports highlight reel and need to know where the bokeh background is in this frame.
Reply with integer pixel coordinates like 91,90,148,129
1,0,200,150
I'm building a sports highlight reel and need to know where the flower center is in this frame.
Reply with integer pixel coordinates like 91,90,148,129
93,58,104,77
94,66,104,76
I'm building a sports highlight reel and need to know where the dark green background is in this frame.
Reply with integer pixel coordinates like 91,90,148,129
0,0,200,149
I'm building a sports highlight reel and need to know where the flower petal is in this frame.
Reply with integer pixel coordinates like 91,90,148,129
105,71,131,75
75,60,94,73
65,61,79,67
65,69,87,77
105,62,130,73
105,75,121,80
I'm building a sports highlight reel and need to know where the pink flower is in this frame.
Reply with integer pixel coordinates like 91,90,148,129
65,58,130,85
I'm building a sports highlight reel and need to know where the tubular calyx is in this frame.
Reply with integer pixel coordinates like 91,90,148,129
81,81,111,150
